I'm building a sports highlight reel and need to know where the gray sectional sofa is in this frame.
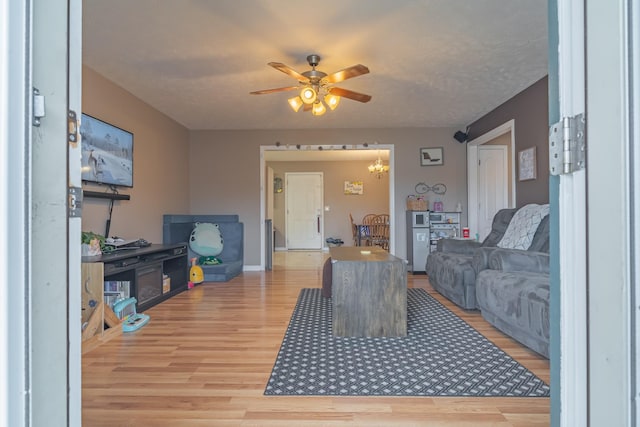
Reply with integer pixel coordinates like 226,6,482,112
425,205,550,358
163,214,244,282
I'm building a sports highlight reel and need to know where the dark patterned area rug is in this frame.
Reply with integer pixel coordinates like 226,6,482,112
265,288,550,397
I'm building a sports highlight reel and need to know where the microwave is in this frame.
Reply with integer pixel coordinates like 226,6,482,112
430,212,459,224
410,211,429,227
429,212,446,224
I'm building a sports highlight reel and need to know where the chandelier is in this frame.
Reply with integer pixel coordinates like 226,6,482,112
368,153,390,179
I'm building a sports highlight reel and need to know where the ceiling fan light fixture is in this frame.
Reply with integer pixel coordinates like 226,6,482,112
324,93,341,110
288,96,304,112
300,87,317,104
312,101,326,116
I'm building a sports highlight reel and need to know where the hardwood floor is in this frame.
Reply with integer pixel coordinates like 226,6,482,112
82,250,550,426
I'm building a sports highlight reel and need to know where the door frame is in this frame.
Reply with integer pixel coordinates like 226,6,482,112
549,0,589,424
32,0,83,424
3,0,82,424
284,172,324,250
466,119,516,236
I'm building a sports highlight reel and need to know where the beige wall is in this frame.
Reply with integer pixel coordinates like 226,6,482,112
79,72,545,269
268,160,390,248
81,67,190,242
189,128,466,266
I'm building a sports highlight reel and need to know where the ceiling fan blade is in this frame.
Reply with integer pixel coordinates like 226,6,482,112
322,64,370,84
328,87,372,103
250,86,299,95
268,62,311,83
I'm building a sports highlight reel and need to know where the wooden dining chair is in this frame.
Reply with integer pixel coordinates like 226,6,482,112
349,213,359,246
375,213,389,225
358,214,378,246
369,214,390,251
362,214,377,224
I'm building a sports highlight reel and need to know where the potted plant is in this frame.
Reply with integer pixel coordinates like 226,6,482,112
81,231,105,256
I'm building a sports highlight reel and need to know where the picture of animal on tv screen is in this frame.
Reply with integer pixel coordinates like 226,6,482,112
80,113,133,188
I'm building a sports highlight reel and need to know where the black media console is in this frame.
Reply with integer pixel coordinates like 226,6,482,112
82,243,188,312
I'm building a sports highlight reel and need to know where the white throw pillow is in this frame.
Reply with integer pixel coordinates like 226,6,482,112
497,204,549,250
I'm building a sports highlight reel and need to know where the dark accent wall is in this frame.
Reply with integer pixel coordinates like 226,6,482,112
467,76,549,206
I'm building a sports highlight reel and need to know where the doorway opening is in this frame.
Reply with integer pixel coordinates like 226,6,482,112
259,144,395,269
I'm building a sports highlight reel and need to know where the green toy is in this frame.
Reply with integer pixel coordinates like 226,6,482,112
198,256,222,265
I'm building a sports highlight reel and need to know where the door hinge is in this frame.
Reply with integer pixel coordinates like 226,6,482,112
549,113,585,175
68,186,82,218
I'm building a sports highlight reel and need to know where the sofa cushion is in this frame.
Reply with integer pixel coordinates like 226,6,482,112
476,270,550,358
426,252,477,309
528,214,550,253
481,208,517,247
497,204,549,250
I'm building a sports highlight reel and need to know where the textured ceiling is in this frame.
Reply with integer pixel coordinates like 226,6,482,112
82,0,548,131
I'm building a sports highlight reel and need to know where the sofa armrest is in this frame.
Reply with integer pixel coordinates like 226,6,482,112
436,238,482,255
472,247,499,274
488,249,550,274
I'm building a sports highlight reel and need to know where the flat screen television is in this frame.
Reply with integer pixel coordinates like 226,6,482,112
80,113,133,188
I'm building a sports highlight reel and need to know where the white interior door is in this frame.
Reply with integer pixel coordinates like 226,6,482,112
285,172,323,249
477,145,508,240
467,120,515,240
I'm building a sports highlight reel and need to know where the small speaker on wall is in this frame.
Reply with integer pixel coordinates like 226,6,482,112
453,130,468,143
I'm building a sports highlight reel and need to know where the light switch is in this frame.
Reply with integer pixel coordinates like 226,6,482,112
324,206,330,211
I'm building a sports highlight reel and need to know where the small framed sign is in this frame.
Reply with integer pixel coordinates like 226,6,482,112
420,147,444,166
518,147,537,181
344,181,364,195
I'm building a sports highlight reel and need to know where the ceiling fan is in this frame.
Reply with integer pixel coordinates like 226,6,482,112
250,54,372,116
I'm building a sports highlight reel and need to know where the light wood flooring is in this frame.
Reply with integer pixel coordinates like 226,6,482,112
82,250,550,426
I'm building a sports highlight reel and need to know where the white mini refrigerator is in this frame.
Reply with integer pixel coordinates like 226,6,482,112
406,210,430,273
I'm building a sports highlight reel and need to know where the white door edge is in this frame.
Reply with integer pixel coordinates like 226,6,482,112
67,0,83,424
557,0,587,424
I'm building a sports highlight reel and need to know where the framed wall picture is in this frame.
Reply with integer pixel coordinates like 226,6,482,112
420,147,444,166
344,181,364,195
518,146,537,181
